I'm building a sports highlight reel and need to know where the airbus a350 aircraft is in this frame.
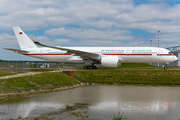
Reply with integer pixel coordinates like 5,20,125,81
4,27,178,69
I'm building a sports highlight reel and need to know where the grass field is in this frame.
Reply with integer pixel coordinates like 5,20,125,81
74,63,180,86
0,63,180,96
98,63,180,70
98,63,160,69
0,72,80,94
74,70,180,85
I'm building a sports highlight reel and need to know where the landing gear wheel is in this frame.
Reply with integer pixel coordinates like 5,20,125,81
93,66,97,69
164,67,167,70
84,66,88,69
84,65,97,69
89,66,93,69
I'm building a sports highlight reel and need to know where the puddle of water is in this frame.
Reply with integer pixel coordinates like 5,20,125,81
0,85,180,120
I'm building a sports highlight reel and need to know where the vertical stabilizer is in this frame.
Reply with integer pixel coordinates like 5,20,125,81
13,27,37,49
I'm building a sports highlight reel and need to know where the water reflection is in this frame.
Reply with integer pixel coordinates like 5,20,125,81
0,102,64,119
0,86,180,120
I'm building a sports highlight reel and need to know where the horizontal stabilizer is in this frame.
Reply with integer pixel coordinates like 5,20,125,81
3,48,29,54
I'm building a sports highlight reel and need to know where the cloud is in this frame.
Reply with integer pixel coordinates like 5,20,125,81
0,33,34,60
1,0,180,32
45,27,132,40
0,0,134,30
0,33,18,48
1,0,180,60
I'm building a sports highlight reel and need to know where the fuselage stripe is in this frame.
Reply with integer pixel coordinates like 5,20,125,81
24,54,176,56
24,54,71,55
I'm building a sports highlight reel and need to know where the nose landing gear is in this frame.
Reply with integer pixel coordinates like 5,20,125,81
164,63,168,70
164,67,167,70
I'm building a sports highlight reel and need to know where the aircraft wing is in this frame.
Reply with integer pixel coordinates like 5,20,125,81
29,36,100,59
3,48,29,54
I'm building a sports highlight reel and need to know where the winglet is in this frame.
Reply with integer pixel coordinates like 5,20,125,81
28,36,48,47
28,36,40,44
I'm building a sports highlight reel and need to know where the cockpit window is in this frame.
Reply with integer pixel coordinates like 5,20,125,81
168,52,173,55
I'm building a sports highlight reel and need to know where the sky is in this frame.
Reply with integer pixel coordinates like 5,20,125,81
1,0,180,60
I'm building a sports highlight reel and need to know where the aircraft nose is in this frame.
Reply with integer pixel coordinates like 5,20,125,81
174,56,178,61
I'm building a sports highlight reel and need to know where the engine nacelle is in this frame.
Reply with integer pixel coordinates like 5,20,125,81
101,56,121,67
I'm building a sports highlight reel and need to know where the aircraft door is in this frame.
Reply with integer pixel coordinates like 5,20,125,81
40,49,44,56
126,49,130,56
158,50,162,56
152,52,157,56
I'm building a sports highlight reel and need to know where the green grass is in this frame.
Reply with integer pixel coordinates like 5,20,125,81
98,63,161,69
0,72,80,93
120,63,159,69
74,70,180,85
74,63,180,85
112,112,127,120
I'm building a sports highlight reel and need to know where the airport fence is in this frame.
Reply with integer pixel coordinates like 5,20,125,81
0,61,30,72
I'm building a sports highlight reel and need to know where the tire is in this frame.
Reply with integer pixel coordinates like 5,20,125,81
89,66,93,69
164,67,167,70
93,66,97,69
84,66,88,69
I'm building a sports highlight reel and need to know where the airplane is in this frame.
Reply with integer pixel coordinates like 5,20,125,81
4,27,178,70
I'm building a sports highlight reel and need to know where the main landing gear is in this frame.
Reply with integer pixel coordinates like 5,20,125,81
84,66,97,69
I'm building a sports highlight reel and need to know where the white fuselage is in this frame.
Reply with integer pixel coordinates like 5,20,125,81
23,47,177,63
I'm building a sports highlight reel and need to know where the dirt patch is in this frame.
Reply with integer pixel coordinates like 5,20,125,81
0,72,43,79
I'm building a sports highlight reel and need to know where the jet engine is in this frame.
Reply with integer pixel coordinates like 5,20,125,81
101,56,121,67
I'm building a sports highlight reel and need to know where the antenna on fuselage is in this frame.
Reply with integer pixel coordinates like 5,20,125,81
150,40,152,47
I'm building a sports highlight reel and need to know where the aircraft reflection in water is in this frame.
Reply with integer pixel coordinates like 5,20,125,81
0,102,64,119
0,86,179,120
0,101,175,119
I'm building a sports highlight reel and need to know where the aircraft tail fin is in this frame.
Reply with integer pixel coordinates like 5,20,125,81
13,27,38,49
